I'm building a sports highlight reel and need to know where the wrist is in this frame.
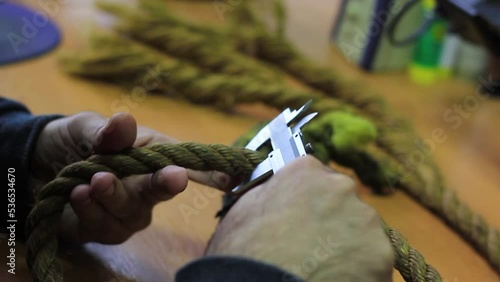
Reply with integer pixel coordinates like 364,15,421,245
176,256,304,282
30,118,62,181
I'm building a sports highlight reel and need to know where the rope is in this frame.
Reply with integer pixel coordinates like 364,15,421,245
25,143,264,282
59,29,500,274
96,2,282,83
39,0,500,279
25,142,444,282
383,222,442,282
90,1,419,190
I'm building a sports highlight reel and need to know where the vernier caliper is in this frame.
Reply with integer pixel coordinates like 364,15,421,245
232,100,318,194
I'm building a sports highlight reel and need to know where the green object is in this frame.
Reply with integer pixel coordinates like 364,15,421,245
409,0,446,84
412,21,445,67
306,111,377,152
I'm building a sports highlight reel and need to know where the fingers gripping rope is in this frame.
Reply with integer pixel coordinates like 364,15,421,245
26,142,442,282
25,143,264,282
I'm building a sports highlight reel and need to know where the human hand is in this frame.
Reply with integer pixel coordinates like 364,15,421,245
31,112,233,244
205,156,394,282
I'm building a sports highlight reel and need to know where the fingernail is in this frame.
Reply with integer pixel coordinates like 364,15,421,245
211,171,230,190
97,116,116,136
102,118,115,134
160,166,187,195
154,171,163,188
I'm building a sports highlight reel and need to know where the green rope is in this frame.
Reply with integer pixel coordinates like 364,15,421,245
26,143,264,282
31,0,498,279
96,2,282,83
25,142,444,282
92,1,416,189
59,31,500,274
383,222,442,282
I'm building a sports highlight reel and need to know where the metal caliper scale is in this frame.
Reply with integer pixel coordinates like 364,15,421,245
233,100,317,194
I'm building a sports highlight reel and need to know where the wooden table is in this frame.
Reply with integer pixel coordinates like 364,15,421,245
1,1,499,281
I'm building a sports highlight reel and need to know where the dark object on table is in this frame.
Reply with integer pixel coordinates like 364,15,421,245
437,0,500,56
438,0,500,96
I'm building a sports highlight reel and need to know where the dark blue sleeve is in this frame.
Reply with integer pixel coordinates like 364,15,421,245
1,97,63,240
175,256,304,282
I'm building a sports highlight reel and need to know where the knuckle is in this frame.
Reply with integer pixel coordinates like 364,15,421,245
280,155,323,176
75,111,101,119
329,174,357,196
362,203,378,217
380,240,394,262
124,208,145,222
369,233,395,275
128,211,152,231
69,111,102,127
296,155,324,170
331,172,356,186
212,171,230,191
357,202,380,228
353,225,394,277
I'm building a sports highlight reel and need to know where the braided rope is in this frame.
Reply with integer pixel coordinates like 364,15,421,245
383,222,442,282
26,143,264,282
367,144,500,271
91,2,419,186
118,0,420,177
62,34,354,114
25,141,444,282
60,31,500,273
47,0,500,279
225,5,500,273
62,33,398,194
97,2,281,83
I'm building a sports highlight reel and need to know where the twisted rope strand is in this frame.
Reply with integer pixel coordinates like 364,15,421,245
26,142,443,282
383,222,442,282
133,0,396,128
367,144,500,272
62,32,438,199
98,2,282,83
95,1,427,189
129,0,431,188
225,5,500,273
93,1,424,195
61,32,500,272
62,34,352,113
54,0,499,278
26,143,264,282
62,33,401,192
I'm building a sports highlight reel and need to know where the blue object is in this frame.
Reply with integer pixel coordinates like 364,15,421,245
0,2,61,65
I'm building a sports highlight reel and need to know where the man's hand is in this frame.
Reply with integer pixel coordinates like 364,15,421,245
31,112,232,244
206,156,394,282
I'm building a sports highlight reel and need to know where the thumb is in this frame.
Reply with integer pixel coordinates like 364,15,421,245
70,112,137,153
